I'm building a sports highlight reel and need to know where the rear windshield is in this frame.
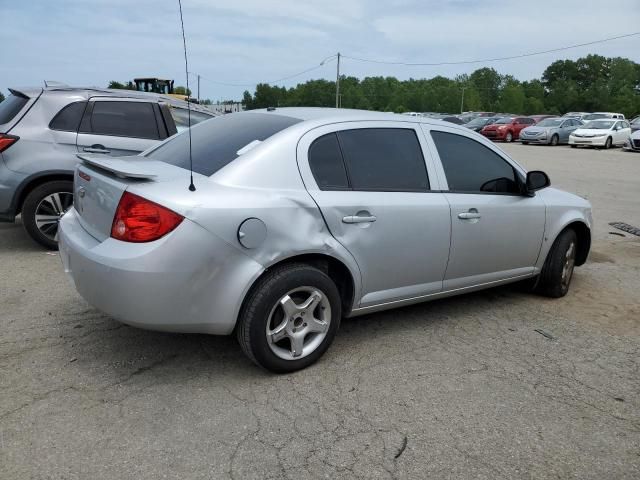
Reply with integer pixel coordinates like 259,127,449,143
147,112,301,176
0,93,29,126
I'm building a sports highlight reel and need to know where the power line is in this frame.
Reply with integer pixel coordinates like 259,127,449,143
190,54,337,88
342,32,640,66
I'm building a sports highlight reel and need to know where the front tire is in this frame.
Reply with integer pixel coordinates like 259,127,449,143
550,134,559,146
603,137,612,149
237,263,342,373
536,229,577,298
505,131,513,143
22,180,74,250
521,141,529,145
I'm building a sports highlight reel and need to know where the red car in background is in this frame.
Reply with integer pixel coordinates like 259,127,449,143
480,116,535,142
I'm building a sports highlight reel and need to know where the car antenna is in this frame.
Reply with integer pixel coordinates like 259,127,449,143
178,0,196,192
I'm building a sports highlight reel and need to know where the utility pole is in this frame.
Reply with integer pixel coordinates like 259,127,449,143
335,52,341,108
197,74,201,102
460,87,465,114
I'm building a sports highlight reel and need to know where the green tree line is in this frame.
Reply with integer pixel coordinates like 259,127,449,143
242,55,640,117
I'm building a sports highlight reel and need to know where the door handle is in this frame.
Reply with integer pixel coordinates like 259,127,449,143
83,145,111,154
458,210,481,220
342,215,377,224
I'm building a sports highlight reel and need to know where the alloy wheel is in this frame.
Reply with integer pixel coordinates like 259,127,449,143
266,286,331,360
34,192,73,241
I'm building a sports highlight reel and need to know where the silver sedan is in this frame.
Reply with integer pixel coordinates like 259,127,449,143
520,117,583,145
59,108,592,372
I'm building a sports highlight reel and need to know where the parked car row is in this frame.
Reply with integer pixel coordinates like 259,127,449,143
0,86,216,248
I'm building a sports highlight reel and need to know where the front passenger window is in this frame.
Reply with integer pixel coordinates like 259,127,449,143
430,130,520,194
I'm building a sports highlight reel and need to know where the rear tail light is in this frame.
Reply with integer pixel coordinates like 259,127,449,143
0,134,19,153
111,192,183,243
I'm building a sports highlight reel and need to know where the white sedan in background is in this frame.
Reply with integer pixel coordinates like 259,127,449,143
569,119,632,149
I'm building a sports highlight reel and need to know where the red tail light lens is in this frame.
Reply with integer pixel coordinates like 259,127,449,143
111,192,183,243
0,134,19,153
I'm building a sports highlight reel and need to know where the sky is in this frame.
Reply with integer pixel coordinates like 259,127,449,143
2,0,639,102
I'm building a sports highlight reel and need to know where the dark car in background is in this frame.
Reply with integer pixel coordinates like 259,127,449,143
464,116,503,132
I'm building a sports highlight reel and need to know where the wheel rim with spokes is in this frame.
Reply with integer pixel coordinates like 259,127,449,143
35,192,73,241
561,241,576,290
266,286,331,361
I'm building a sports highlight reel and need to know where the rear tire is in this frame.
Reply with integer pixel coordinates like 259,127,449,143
535,229,577,298
237,263,342,373
22,180,74,250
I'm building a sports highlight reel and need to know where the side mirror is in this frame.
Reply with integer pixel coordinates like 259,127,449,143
526,170,550,194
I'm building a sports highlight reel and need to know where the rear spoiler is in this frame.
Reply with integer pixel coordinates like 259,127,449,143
77,154,158,179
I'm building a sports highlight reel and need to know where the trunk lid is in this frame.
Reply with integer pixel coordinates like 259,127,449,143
73,154,190,241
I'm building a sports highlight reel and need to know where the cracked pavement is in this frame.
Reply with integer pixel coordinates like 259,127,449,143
1,145,639,479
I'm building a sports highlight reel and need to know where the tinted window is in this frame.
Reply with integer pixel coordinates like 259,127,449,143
518,118,534,124
431,131,520,194
0,93,29,125
308,133,349,190
88,101,159,139
148,112,301,176
49,101,87,132
337,128,429,191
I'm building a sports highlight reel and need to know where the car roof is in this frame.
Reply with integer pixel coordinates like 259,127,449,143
10,86,215,114
249,107,471,128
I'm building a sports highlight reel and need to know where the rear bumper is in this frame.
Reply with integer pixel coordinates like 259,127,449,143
58,208,264,335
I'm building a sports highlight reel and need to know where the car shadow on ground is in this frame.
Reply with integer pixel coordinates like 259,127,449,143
58,281,534,382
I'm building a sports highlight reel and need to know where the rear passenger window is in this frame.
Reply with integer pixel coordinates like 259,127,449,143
308,133,349,190
337,128,429,191
87,101,160,139
431,130,520,194
49,102,87,132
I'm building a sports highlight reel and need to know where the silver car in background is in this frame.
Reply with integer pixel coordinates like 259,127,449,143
520,117,583,145
59,108,592,373
0,86,215,248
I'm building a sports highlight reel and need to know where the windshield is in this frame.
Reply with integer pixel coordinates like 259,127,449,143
170,107,214,133
0,93,29,126
147,112,301,176
631,117,640,125
495,117,513,124
536,119,563,127
467,118,489,126
583,120,614,130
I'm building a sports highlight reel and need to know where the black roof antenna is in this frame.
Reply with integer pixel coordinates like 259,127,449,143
178,0,196,192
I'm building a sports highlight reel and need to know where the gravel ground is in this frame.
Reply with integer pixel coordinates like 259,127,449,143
1,144,639,479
